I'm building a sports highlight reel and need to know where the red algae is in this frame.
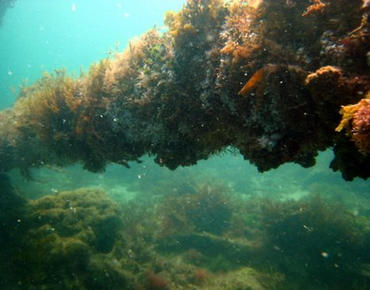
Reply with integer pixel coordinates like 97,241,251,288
146,272,170,290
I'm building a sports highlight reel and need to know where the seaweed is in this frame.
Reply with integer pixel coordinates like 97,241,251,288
12,188,128,289
1,178,369,289
336,93,370,155
0,173,29,289
158,183,232,236
260,195,370,289
0,0,369,180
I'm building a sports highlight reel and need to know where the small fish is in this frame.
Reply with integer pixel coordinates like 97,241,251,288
238,64,280,96
238,67,265,96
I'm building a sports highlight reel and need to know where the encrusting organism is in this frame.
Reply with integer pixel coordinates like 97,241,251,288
336,93,370,155
0,0,369,180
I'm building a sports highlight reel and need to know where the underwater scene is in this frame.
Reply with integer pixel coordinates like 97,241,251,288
0,0,370,289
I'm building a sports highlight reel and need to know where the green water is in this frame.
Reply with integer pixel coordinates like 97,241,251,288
0,1,369,290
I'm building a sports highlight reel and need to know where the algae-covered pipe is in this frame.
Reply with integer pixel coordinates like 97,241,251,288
0,0,369,180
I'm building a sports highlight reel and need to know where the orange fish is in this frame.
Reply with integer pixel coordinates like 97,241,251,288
238,67,265,96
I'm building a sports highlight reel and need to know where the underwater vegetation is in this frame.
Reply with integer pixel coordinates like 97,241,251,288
336,92,370,155
1,183,369,289
260,195,370,289
13,188,128,289
0,173,29,289
1,1,369,289
158,183,232,236
0,0,369,180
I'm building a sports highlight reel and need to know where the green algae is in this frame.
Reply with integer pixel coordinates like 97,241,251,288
0,181,369,289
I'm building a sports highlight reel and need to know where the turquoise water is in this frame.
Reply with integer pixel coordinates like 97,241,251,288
0,1,369,289
0,0,185,108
